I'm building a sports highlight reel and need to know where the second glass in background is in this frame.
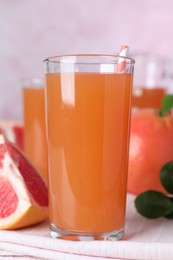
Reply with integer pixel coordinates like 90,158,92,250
22,78,48,182
132,54,170,109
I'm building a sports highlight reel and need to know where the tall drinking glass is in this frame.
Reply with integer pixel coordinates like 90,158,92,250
44,54,134,241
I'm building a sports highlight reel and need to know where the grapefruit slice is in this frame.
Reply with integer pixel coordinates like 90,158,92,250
0,134,48,230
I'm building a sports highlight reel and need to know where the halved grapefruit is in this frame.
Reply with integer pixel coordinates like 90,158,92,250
0,134,48,230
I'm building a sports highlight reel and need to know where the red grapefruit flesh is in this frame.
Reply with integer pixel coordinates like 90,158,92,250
0,176,18,218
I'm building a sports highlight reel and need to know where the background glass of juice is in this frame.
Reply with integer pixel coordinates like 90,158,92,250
44,54,135,241
22,78,48,182
132,54,169,109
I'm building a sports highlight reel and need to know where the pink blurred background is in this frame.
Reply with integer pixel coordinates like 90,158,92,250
0,0,173,121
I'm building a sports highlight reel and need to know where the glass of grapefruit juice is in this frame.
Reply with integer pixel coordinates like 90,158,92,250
132,54,168,109
44,54,135,241
132,87,166,109
22,78,48,182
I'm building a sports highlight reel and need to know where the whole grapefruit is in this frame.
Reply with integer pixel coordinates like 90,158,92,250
128,108,173,195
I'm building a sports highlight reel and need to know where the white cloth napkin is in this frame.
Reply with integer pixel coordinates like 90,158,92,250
0,194,173,260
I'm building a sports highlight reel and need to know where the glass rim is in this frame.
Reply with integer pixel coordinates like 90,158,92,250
43,54,135,64
21,77,44,87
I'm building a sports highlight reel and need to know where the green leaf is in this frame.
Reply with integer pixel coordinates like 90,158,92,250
165,211,173,219
160,161,173,194
165,197,173,219
135,190,173,218
159,95,173,116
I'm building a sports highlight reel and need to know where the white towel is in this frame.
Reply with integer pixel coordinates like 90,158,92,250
0,194,173,260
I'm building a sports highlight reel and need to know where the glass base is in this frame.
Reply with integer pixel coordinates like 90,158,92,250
50,223,124,241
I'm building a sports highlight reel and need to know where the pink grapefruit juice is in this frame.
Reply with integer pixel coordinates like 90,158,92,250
46,72,132,233
23,88,48,181
132,87,165,109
